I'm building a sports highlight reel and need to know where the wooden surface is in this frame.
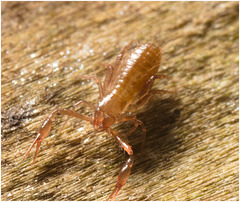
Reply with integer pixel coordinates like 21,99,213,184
1,2,239,201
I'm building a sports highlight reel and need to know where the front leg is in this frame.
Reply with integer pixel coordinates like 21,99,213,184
23,109,92,165
78,75,104,100
117,115,146,150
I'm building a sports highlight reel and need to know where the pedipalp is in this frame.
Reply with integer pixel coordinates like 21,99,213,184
24,109,92,164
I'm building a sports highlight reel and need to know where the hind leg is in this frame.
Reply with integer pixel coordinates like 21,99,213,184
103,64,114,94
129,74,172,112
137,74,170,101
103,42,135,93
128,89,174,112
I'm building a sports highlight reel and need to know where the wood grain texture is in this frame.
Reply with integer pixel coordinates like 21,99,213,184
2,2,238,201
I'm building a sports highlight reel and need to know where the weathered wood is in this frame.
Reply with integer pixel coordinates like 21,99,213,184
2,2,238,201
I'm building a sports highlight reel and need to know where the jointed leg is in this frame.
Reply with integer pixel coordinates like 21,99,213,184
137,74,170,101
79,75,104,100
117,115,146,137
24,109,92,165
106,128,134,201
72,100,95,111
104,42,135,94
112,42,134,69
117,115,146,150
129,74,173,112
103,64,114,94
129,89,175,112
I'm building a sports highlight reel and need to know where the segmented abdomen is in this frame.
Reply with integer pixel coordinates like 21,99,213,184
101,43,161,117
